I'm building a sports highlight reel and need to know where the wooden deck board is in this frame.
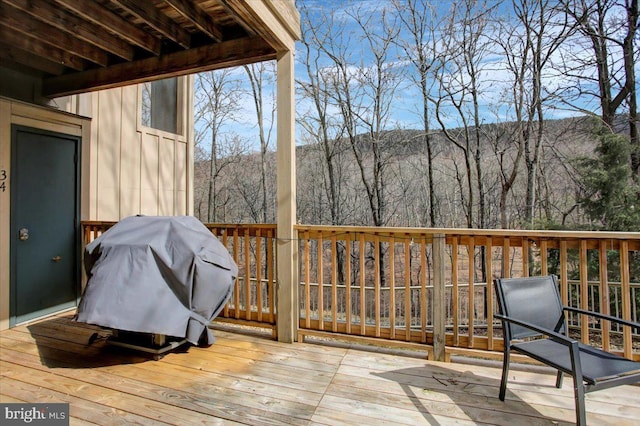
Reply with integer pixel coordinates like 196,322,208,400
1,313,639,425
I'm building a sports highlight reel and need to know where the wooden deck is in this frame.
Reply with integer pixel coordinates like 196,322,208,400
1,313,639,425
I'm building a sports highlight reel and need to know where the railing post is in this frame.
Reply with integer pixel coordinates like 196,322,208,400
432,233,446,362
275,50,298,343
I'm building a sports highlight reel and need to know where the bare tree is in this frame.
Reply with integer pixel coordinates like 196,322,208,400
193,69,245,223
431,0,497,229
244,62,277,223
297,3,349,226
393,0,441,227
491,0,571,226
314,6,371,226
346,5,403,227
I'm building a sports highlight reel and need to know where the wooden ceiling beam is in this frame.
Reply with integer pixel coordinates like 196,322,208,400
164,0,223,42
43,36,276,97
0,23,86,72
0,3,109,67
110,0,191,49
4,0,135,61
0,42,66,76
52,0,162,55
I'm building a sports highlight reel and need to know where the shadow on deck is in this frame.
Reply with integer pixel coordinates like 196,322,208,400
1,313,638,425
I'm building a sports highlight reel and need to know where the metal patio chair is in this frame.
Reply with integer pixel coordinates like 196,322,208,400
493,275,640,426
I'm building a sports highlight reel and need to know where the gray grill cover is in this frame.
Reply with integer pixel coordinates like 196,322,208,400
76,216,237,345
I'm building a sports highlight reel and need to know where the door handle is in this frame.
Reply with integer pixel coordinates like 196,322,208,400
52,256,62,262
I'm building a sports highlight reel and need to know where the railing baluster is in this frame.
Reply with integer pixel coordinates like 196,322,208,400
244,228,251,321
580,240,589,344
404,237,411,341
359,232,366,336
599,240,610,352
267,229,274,323
620,241,632,359
389,234,396,340
468,237,475,349
221,228,230,318
374,233,381,338
233,228,240,319
331,232,338,332
522,238,529,277
303,230,311,329
486,237,494,351
345,233,352,335
540,239,548,275
502,238,510,278
317,231,324,331
451,237,459,347
560,240,569,307
256,229,263,323
420,235,427,344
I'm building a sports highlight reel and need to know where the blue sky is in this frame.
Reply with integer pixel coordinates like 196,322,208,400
195,0,638,152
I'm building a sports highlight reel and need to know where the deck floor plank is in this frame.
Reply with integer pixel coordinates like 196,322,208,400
0,343,312,425
1,313,639,425
0,375,173,425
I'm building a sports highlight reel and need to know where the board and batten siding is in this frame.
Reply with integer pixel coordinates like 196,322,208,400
58,76,194,221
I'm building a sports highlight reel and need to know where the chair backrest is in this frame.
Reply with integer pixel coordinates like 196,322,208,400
494,275,565,340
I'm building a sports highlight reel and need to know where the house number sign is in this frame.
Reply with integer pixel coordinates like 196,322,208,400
0,169,6,192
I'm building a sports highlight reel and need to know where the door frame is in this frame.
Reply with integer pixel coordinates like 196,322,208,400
9,124,82,326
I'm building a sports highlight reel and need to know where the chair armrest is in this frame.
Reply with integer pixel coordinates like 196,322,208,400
495,313,578,346
562,306,640,332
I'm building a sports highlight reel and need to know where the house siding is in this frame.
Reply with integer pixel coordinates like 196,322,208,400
0,75,193,329
56,76,193,221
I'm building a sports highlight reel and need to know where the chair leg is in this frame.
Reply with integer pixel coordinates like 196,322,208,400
555,370,563,388
499,346,510,401
573,375,587,426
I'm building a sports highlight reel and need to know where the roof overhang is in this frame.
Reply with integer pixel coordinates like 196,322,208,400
0,0,300,97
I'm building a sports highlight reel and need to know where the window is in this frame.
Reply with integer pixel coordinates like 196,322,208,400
141,77,179,133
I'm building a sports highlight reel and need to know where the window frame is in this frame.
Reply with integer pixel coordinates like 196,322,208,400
137,76,187,137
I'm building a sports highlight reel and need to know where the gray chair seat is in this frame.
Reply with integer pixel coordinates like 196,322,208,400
514,338,640,385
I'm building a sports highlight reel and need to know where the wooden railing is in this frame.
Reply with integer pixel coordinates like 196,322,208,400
81,221,278,334
206,224,277,332
82,221,640,360
296,225,640,360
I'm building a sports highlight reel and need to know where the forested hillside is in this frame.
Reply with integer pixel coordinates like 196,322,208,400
192,0,639,231
194,116,618,229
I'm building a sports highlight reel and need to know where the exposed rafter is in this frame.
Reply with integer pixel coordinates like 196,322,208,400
0,3,109,67
0,42,66,76
109,0,191,49
4,0,135,61
164,0,223,42
0,23,86,71
52,0,162,55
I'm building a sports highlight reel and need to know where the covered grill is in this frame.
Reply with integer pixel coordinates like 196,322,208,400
76,216,237,350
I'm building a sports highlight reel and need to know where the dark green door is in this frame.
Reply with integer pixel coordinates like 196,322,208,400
10,126,80,325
